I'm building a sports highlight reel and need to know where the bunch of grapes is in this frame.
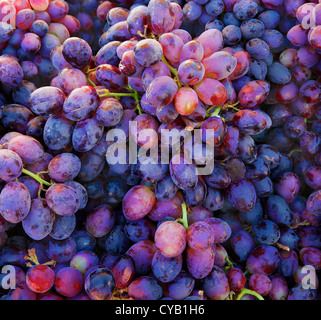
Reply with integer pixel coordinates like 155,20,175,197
0,0,320,301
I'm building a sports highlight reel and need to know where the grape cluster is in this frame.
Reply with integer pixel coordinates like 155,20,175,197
0,0,320,301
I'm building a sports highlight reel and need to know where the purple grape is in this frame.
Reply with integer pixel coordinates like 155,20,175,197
22,198,55,240
128,276,162,300
246,245,280,275
154,221,186,258
0,182,31,223
151,250,182,283
203,266,230,300
45,183,80,216
85,205,115,238
126,240,157,276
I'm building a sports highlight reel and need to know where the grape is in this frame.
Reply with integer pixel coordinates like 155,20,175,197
45,183,80,216
274,172,300,203
146,76,178,107
85,205,115,238
128,276,162,300
72,116,104,153
151,250,182,283
194,78,227,105
178,60,205,85
95,98,123,127
226,268,246,292
165,272,195,300
202,186,224,212
202,51,237,80
50,214,76,241
225,179,257,211
62,37,92,69
122,185,155,221
126,5,149,37
78,152,105,182
22,198,55,241
16,9,35,30
299,226,321,248
249,273,272,296
169,153,198,191
63,86,99,121
246,245,280,275
29,86,65,117
46,238,77,263
0,57,24,88
112,255,135,289
43,113,74,151
99,21,131,45
233,109,268,135
70,251,99,276
154,221,186,258
187,221,214,250
174,87,199,116
0,182,31,223
278,249,299,277
7,281,37,300
54,267,83,298
147,0,175,35
253,220,280,245
95,64,125,90
205,217,232,244
85,267,115,300
148,192,183,221
179,40,204,63
57,68,87,95
203,266,230,300
48,153,81,183
268,275,289,300
159,33,184,63
126,240,156,276
26,265,55,294
105,225,131,254
71,230,96,252
0,149,23,182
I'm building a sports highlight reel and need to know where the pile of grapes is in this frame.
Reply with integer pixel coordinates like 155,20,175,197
0,0,320,301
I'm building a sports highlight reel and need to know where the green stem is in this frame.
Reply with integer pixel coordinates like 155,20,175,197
178,202,189,230
225,256,234,269
225,101,240,112
22,168,53,187
236,288,264,301
98,90,136,98
86,67,97,74
288,149,303,157
127,84,142,115
161,56,178,78
206,106,223,118
87,77,96,87
227,105,240,112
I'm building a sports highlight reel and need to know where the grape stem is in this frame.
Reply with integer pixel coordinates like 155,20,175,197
98,89,136,99
288,149,303,157
225,256,234,269
126,84,143,115
206,106,223,118
87,77,96,87
22,168,53,187
24,248,56,267
224,101,240,112
86,67,97,74
178,202,189,230
236,288,264,300
161,56,178,78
